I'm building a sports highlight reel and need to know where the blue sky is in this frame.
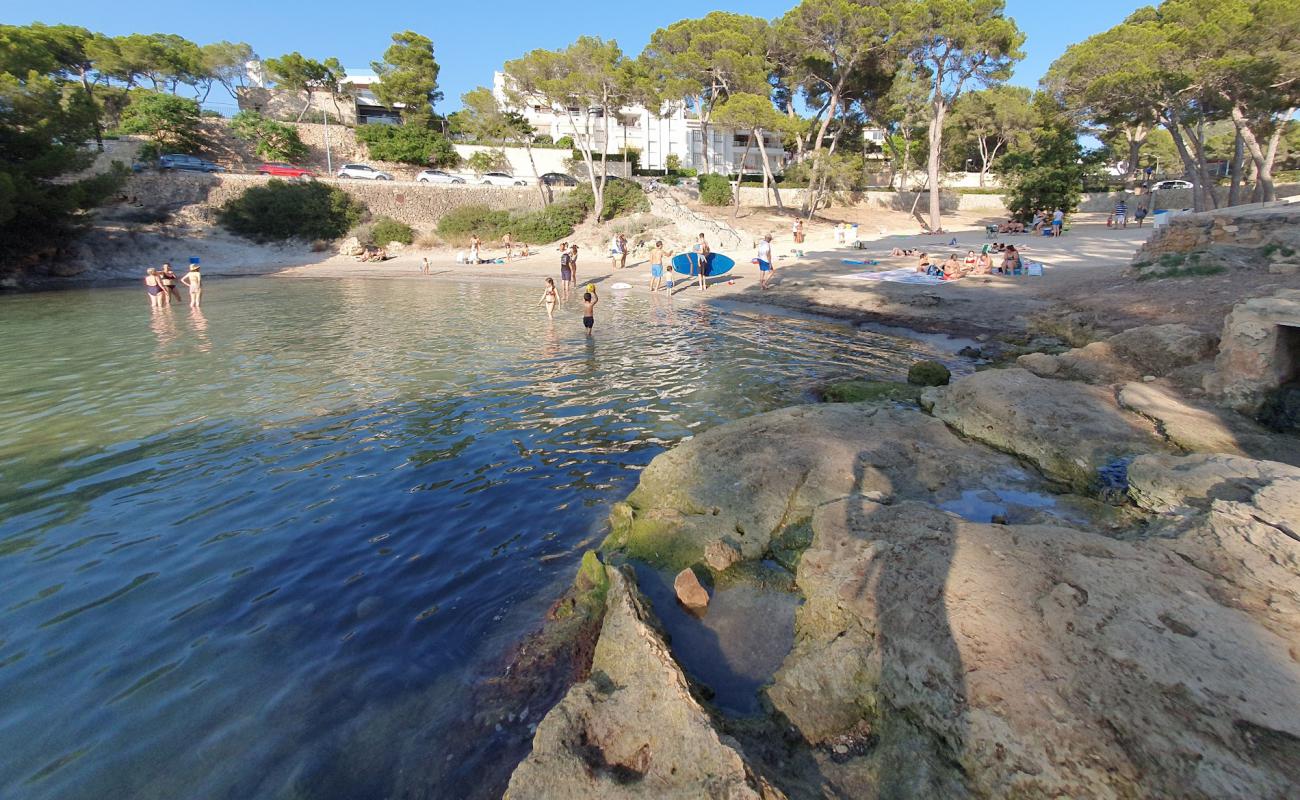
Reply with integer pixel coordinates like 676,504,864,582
14,0,1145,113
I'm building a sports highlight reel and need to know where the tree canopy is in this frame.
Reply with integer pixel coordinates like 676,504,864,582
372,31,442,122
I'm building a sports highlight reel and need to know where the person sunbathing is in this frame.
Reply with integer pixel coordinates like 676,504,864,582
942,254,962,280
916,252,932,273
891,247,919,257
973,252,993,274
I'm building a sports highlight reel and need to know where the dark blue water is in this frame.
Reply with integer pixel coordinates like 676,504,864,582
0,277,959,799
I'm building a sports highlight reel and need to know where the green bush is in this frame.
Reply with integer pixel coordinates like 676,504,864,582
230,111,309,163
437,185,600,246
369,216,414,245
117,91,205,155
569,179,648,219
698,173,733,206
356,123,460,167
555,135,574,149
219,180,367,242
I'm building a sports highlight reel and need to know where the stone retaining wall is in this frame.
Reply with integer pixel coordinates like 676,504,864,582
1134,204,1300,261
122,172,565,231
735,187,1008,213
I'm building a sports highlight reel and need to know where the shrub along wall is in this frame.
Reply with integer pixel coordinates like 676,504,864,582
122,172,568,231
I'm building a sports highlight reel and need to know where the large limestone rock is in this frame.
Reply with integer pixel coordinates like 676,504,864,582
1016,341,1140,385
505,567,782,799
928,368,1170,490
603,403,1087,569
1105,323,1217,376
767,499,1300,799
1204,289,1300,414
1128,452,1300,514
1118,381,1300,464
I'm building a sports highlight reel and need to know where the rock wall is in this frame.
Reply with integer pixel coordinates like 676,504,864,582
120,172,565,231
735,187,1008,213
1134,204,1300,263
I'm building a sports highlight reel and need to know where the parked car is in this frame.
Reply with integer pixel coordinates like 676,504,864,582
256,162,315,179
336,163,394,181
159,153,223,173
479,172,528,187
416,169,466,185
1152,179,1193,190
540,172,578,186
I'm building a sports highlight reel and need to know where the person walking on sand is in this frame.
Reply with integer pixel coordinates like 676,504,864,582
757,234,774,290
540,277,559,319
144,268,164,308
1051,207,1064,237
581,285,598,336
792,218,804,244
160,262,181,304
618,233,628,269
469,235,482,264
609,233,625,270
421,257,430,275
649,240,672,293
180,264,203,307
693,233,711,291
502,232,514,260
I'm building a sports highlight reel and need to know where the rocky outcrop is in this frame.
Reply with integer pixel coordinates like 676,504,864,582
602,403,1098,570
1105,324,1217,376
1016,341,1139,384
768,497,1300,799
927,368,1170,490
1204,289,1300,414
504,567,782,800
1127,452,1300,515
1118,381,1300,464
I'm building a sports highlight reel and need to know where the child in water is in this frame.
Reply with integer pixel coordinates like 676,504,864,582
540,277,558,319
581,285,598,336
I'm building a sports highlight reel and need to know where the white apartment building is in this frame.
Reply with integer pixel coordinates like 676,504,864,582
492,71,787,175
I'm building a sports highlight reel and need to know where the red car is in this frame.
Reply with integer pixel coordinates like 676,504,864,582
256,162,315,179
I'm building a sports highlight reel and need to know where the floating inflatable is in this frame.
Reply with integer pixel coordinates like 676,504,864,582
670,252,736,277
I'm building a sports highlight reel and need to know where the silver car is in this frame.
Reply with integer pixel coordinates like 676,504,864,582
479,171,528,187
416,169,466,185
337,163,394,180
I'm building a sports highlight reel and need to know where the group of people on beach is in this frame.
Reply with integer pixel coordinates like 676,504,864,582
912,245,1026,280
144,262,202,308
1107,199,1148,229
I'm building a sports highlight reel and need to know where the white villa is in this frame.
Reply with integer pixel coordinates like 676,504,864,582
491,71,788,175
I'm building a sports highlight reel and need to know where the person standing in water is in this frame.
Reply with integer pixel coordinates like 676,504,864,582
540,277,559,319
421,257,431,275
180,264,203,307
568,244,579,288
756,234,773,290
144,268,163,308
581,285,598,336
160,262,181,305
559,245,573,299
693,233,711,291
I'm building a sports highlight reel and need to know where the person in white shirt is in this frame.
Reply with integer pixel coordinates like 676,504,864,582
756,234,774,290
1051,208,1064,236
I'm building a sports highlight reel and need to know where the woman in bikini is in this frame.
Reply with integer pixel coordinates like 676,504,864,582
539,277,559,319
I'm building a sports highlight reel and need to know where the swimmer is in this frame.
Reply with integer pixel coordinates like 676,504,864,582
581,285,598,337
160,262,180,304
540,277,558,319
180,264,202,307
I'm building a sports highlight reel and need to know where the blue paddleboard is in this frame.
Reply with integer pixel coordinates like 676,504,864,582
671,252,736,277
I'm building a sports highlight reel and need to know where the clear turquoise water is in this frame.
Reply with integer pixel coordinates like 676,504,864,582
0,277,958,799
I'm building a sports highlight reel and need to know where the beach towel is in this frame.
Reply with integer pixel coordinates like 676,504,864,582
841,259,879,265
837,268,949,285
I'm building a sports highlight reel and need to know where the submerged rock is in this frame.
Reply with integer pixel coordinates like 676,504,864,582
907,360,951,387
673,567,709,612
928,368,1170,491
504,567,783,799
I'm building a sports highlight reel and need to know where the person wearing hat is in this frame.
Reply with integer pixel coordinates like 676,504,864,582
180,264,203,308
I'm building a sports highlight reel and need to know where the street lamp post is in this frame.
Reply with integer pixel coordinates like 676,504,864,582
322,108,332,175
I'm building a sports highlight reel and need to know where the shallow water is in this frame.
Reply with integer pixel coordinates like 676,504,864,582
0,277,960,799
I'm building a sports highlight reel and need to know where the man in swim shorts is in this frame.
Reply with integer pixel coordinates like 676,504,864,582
649,240,671,292
756,234,773,290
582,286,598,336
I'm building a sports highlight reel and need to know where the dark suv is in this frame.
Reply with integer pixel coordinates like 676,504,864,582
159,154,224,172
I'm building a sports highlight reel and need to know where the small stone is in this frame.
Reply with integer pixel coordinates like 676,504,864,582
833,744,849,754
704,540,741,572
1143,375,1157,382
673,568,709,612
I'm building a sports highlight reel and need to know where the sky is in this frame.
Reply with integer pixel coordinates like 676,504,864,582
13,0,1147,114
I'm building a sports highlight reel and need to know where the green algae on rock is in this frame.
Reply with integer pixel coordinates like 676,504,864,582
818,379,924,404
906,360,951,386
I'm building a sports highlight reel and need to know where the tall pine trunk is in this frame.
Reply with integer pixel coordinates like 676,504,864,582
926,98,946,231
